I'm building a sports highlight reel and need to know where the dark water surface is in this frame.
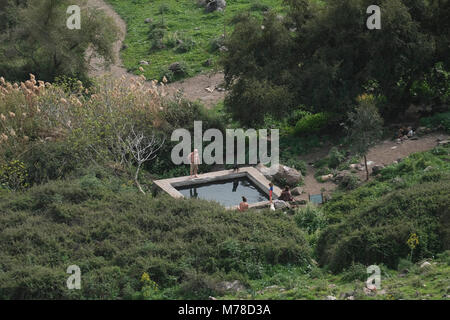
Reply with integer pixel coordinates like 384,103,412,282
176,177,268,207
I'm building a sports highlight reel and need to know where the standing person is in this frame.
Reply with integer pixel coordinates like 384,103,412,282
268,182,274,204
188,149,200,178
237,196,249,212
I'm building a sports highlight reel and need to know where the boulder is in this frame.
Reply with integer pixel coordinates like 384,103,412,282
169,62,183,73
333,170,351,183
205,0,226,13
372,165,385,175
320,174,333,182
291,186,303,196
215,280,245,293
273,200,289,210
420,261,432,269
274,165,303,186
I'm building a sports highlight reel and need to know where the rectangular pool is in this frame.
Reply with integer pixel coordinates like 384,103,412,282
176,176,269,207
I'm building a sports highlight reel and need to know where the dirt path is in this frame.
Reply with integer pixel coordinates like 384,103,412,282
296,133,449,200
86,0,226,107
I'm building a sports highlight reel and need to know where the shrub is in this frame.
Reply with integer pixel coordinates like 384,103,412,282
420,112,450,133
294,204,327,234
0,179,312,299
317,177,450,272
294,112,332,135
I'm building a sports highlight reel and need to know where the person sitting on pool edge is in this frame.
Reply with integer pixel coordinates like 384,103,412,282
238,196,249,212
278,186,294,202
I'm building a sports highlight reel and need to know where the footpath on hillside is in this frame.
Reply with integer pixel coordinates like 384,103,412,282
297,132,449,201
87,0,226,108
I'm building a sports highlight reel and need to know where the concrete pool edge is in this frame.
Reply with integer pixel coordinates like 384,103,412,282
153,167,282,210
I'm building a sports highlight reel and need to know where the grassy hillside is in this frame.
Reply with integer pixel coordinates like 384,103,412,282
105,0,284,81
0,172,311,299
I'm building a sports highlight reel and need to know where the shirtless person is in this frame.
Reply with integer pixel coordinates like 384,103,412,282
238,196,249,212
188,149,200,178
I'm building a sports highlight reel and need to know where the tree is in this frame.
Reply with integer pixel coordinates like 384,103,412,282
346,95,383,181
0,0,119,82
120,126,165,194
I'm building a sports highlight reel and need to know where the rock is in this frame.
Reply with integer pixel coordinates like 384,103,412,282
391,146,398,150
347,296,355,300
194,27,200,31
320,174,333,182
366,160,375,166
372,165,385,175
350,163,359,169
219,46,228,52
420,261,432,269
209,296,217,300
438,140,449,146
203,58,213,67
326,295,337,300
216,280,245,293
273,165,303,186
144,18,153,24
205,0,226,13
139,60,150,65
273,200,289,210
340,291,355,299
424,166,434,172
291,186,303,196
328,284,337,289
334,170,351,183
392,177,404,184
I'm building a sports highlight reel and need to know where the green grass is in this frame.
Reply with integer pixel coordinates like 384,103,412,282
219,253,450,300
105,0,284,81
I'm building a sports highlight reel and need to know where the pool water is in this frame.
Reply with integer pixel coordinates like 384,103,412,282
176,177,269,207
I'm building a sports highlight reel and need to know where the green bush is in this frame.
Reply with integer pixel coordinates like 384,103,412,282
294,112,332,135
317,177,450,272
294,204,327,234
0,178,311,299
420,112,450,133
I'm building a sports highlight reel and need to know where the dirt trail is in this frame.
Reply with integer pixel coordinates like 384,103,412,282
86,0,226,107
297,133,449,200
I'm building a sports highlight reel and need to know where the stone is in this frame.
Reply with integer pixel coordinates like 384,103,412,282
169,62,182,72
424,166,434,172
333,170,350,183
273,165,303,186
139,60,149,65
144,18,153,24
372,165,385,175
216,280,245,293
328,284,337,289
203,58,213,67
420,261,432,269
273,200,289,210
340,291,355,299
320,174,333,182
291,186,303,196
326,295,337,300
205,0,226,13
209,296,217,300
438,140,449,146
219,46,228,52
